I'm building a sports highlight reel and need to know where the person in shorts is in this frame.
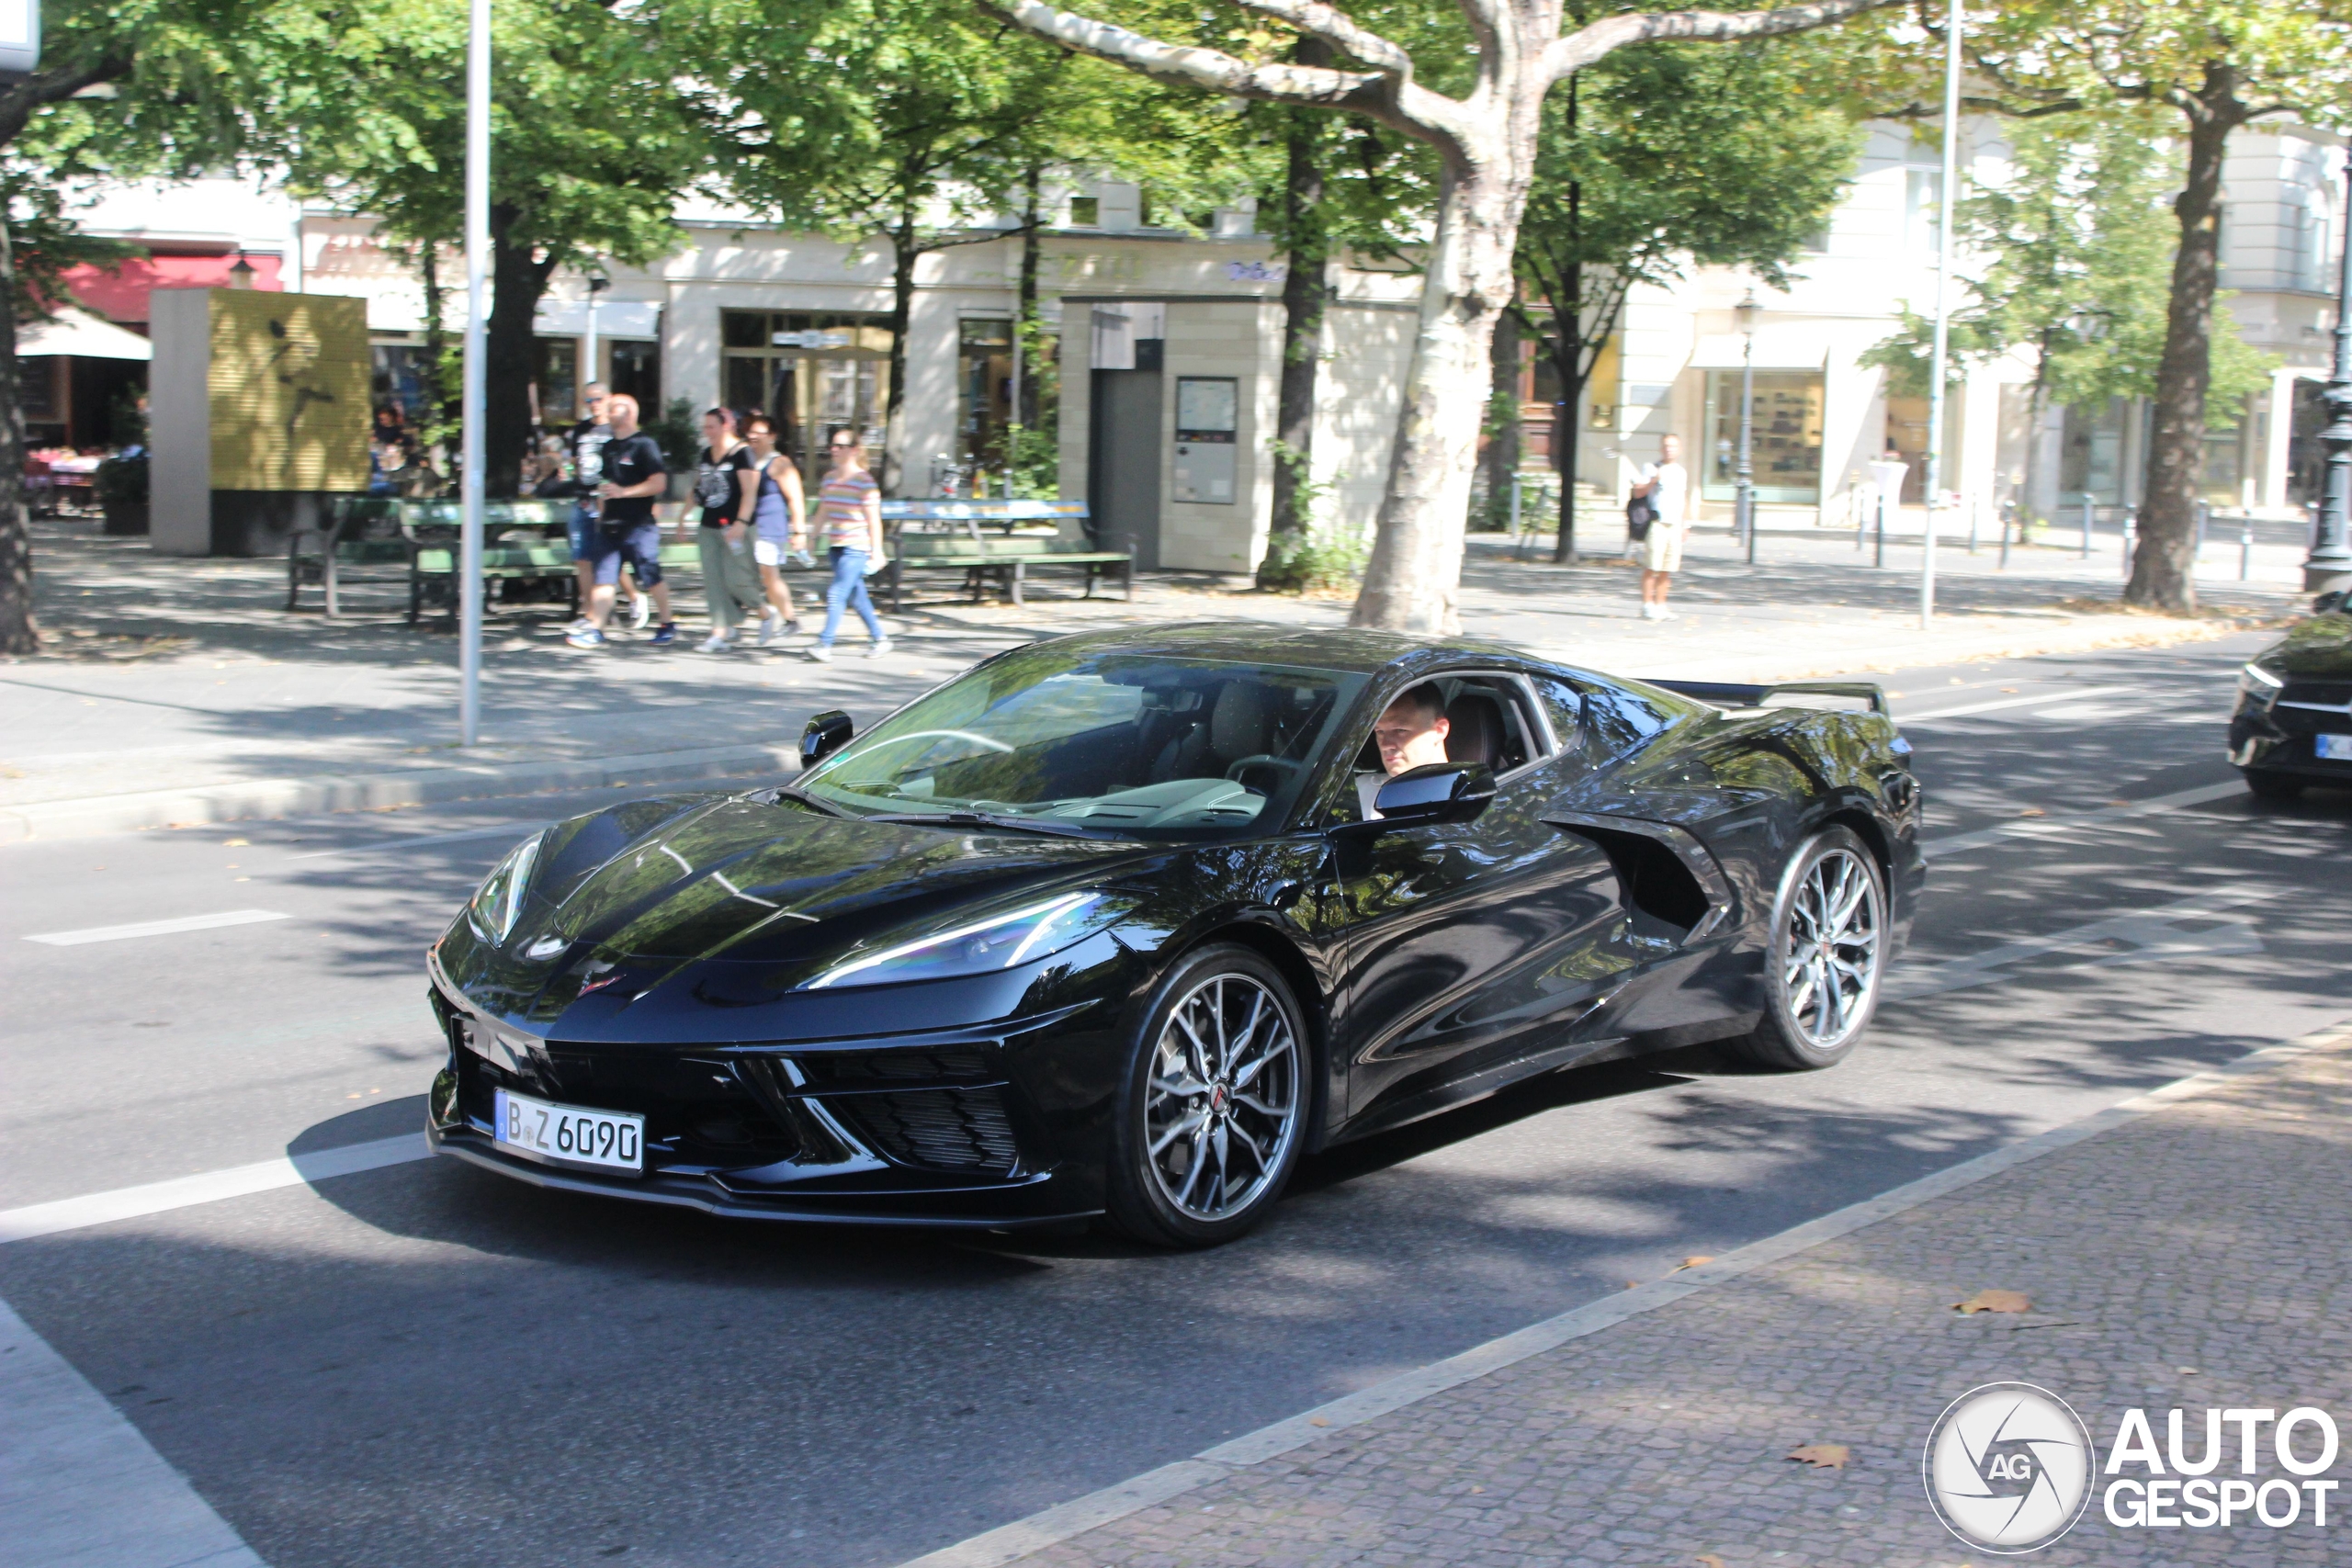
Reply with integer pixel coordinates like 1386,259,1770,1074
561,384,648,631
1635,433,1690,621
567,393,678,648
740,412,806,643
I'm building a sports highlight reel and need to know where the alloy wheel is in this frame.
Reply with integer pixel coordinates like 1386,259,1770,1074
1143,972,1303,1223
1781,846,1882,1050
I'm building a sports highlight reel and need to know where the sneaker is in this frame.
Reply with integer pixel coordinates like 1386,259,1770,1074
806,644,834,663
651,622,679,647
566,626,606,649
756,610,784,647
700,631,733,654
1655,606,1679,621
865,637,892,659
629,595,652,631
1637,603,1656,620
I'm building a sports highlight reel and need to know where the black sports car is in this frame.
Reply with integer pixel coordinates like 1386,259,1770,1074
2229,604,2352,796
426,625,1924,1246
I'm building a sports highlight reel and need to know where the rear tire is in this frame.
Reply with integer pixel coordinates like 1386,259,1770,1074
2242,769,2304,801
1104,943,1310,1248
1730,827,1886,1072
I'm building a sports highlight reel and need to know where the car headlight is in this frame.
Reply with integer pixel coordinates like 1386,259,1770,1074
2238,662,2283,709
804,892,1120,990
468,829,547,945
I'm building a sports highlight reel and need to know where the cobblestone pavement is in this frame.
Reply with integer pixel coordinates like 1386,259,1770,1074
979,1030,2352,1568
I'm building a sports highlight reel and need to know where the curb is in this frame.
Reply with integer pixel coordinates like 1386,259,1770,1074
890,1017,2352,1568
0,743,798,846
1611,608,2268,684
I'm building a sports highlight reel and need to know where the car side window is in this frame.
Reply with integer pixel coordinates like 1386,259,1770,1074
1328,673,1553,825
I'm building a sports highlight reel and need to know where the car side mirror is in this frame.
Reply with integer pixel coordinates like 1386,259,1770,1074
801,710,854,767
1367,761,1497,828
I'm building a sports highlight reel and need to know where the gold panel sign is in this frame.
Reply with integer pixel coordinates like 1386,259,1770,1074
207,290,370,491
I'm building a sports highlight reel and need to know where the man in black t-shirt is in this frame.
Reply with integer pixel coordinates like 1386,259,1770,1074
561,384,647,629
566,392,679,648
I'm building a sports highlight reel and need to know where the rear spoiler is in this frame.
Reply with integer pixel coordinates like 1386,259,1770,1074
1647,679,1890,717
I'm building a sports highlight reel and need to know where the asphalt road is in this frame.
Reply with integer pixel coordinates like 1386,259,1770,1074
5,630,2347,1568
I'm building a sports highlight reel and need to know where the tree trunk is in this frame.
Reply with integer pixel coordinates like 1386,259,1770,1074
487,206,557,499
2130,64,2243,613
1263,94,1329,591
880,206,919,498
1350,155,1528,634
1479,304,1521,535
1016,166,1043,431
0,218,33,654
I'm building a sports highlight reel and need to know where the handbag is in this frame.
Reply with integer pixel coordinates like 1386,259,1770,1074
1626,485,1657,544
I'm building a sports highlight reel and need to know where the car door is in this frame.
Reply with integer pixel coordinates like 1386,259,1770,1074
1329,673,1625,1128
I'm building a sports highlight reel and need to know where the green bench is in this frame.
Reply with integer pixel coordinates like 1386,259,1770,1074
876,500,1128,609
288,498,584,622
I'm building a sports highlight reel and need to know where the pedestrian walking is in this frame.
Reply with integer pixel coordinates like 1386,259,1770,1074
1634,433,1690,621
740,412,807,645
691,407,765,652
562,384,649,632
806,426,889,663
566,392,678,649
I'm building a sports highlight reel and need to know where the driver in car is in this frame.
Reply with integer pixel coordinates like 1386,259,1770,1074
1357,684,1452,818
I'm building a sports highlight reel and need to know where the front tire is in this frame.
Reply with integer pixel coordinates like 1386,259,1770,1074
1731,827,1887,1071
2242,769,2304,800
1105,943,1311,1248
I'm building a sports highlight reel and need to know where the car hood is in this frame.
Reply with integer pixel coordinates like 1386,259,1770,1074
2257,614,2352,680
484,794,1144,1001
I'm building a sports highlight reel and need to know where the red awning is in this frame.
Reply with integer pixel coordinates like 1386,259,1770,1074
63,254,285,324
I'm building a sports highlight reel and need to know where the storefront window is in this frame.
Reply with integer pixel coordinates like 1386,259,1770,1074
719,309,892,478
534,338,578,425
958,318,1012,479
1702,371,1824,503
2058,398,2127,506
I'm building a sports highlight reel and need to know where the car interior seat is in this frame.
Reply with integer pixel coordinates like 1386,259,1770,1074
1444,692,1504,768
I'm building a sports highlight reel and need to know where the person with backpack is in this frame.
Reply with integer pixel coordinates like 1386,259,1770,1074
738,412,806,645
1632,432,1690,621
691,406,765,652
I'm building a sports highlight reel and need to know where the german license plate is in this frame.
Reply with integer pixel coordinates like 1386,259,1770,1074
2318,735,2352,761
493,1088,643,1174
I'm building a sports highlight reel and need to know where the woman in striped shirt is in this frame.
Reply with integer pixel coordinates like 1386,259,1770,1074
807,426,889,661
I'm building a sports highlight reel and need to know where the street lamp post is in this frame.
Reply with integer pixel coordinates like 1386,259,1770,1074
1735,289,1758,564
1920,0,1962,629
458,0,489,747
582,273,608,405
2304,148,2352,602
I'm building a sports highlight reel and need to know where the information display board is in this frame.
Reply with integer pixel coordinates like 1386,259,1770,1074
1172,376,1238,505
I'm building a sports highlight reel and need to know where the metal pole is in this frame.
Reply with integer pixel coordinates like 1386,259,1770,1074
2081,496,2093,558
458,0,489,748
2192,499,2206,560
2122,513,2135,581
1508,467,1522,547
2304,144,2352,601
1999,498,2012,570
582,288,599,402
2242,516,2254,581
1919,0,1961,628
1737,333,1756,565
1875,487,1887,569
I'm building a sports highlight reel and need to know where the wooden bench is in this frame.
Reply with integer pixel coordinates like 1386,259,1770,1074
876,500,1128,609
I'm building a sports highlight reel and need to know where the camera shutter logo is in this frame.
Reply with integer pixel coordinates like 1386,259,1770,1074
1923,1382,2097,1552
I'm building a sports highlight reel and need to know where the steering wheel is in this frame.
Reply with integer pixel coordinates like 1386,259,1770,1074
1224,754,1303,793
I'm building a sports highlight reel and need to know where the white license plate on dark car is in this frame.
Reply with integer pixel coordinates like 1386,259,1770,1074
2319,735,2352,761
493,1088,643,1174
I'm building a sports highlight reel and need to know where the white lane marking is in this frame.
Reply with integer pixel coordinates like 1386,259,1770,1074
1921,779,2246,860
289,822,546,860
0,1134,431,1245
1900,684,2138,723
889,1021,2352,1568
0,1296,267,1568
22,909,290,947
1887,885,2278,1002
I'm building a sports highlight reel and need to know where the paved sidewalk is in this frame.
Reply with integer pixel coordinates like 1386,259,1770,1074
923,1025,2352,1568
3,513,2298,838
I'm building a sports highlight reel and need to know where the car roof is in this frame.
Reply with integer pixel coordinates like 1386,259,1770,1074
1032,621,1546,678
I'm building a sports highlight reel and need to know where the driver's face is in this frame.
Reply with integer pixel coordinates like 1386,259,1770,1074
1374,700,1451,776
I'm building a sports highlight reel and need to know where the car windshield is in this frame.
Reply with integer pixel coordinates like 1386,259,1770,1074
798,645,1366,838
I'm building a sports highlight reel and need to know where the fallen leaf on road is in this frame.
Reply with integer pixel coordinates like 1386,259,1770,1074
222,838,249,847
1956,1290,2032,1314
1697,1556,1728,1567
1788,1444,1849,1469
1308,1416,1329,1427
2017,808,2046,818
1677,1256,1714,1270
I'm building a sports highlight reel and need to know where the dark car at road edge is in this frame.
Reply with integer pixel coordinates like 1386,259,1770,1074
425,625,1925,1247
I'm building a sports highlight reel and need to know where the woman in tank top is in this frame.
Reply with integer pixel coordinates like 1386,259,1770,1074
740,413,807,643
